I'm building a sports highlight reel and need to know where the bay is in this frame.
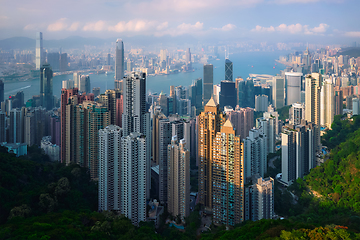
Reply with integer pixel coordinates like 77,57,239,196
4,51,289,102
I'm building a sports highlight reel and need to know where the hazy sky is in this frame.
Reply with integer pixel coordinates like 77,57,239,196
1,0,359,43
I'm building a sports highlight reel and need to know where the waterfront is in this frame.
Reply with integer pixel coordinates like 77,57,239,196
4,51,289,102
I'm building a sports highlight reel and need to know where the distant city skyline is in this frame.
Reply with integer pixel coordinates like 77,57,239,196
1,0,360,44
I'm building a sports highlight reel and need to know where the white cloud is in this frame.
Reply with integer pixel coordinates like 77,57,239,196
47,18,68,32
345,31,360,37
252,23,329,35
68,22,80,31
108,20,157,32
156,22,168,31
83,20,106,31
154,22,205,37
213,24,237,31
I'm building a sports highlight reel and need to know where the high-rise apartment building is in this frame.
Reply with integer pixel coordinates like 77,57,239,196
289,102,305,125
227,106,254,139
198,98,225,209
36,32,44,70
167,137,190,221
243,128,267,182
0,111,5,142
255,95,268,112
115,39,124,81
305,73,321,150
212,120,244,226
120,132,147,226
281,120,317,185
334,90,343,115
0,80,4,103
9,109,23,143
203,64,213,106
98,125,123,211
245,176,274,221
40,63,53,110
122,72,151,197
236,78,255,108
272,76,285,109
225,59,233,82
256,115,276,154
320,79,335,129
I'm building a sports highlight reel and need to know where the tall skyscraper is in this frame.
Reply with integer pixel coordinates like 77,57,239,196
167,137,190,221
272,76,285,109
59,53,68,72
256,115,276,154
47,52,60,71
335,90,343,115
281,120,317,185
225,59,233,82
36,32,44,70
198,98,225,210
285,72,302,105
120,132,147,226
320,79,335,129
122,72,151,197
98,125,123,211
203,64,213,106
115,39,124,81
227,106,254,138
0,80,4,103
305,73,321,150
243,128,267,182
289,102,305,125
220,80,236,110
40,63,53,110
212,120,244,226
0,111,5,142
245,176,274,221
79,75,91,94
9,109,23,143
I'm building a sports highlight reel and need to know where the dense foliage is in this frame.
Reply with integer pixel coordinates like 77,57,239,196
277,105,291,122
0,146,97,224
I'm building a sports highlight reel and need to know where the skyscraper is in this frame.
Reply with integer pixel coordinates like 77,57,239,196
243,128,267,182
198,98,225,210
47,52,60,71
36,32,44,70
122,72,151,197
225,59,233,82
289,102,305,125
115,39,124,81
9,109,23,143
98,125,123,212
256,115,276,154
120,132,147,226
40,63,53,110
0,80,4,103
227,106,254,138
59,53,68,72
305,73,321,150
167,137,190,221
212,120,244,226
0,111,5,142
281,120,317,185
272,76,285,109
320,79,335,129
219,80,236,110
335,90,343,115
79,75,91,94
203,64,213,106
285,72,302,105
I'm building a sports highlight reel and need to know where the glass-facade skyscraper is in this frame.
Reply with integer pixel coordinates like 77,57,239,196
203,64,213,106
225,59,233,82
40,63,53,110
115,39,124,82
36,32,44,70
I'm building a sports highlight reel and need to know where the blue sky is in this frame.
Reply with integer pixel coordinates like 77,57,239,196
0,0,359,43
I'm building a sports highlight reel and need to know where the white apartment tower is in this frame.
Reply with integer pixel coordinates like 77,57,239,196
120,132,147,226
98,125,123,212
167,137,190,221
243,128,267,182
320,79,335,129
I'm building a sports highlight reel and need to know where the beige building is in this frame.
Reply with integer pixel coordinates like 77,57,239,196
198,98,225,210
212,120,244,226
320,79,335,129
167,136,190,221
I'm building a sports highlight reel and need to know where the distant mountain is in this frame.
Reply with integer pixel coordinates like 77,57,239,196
0,37,35,50
336,47,360,58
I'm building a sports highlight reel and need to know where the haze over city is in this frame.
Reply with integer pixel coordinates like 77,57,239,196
1,0,360,44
